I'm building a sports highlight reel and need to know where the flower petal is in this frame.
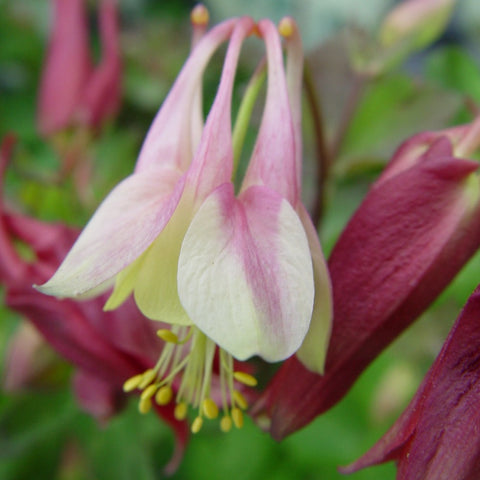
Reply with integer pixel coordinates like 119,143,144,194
73,369,125,422
178,183,314,361
78,0,122,128
295,204,332,374
186,17,255,204
37,0,91,135
281,17,304,188
38,166,185,297
6,288,140,383
130,195,193,324
241,19,298,205
135,18,238,173
342,285,480,479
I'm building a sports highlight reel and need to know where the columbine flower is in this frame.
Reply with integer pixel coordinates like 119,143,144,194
37,0,121,135
38,12,332,432
342,284,480,480
252,119,480,440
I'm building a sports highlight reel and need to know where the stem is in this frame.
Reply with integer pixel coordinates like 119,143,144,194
232,59,267,175
303,62,331,228
330,73,367,161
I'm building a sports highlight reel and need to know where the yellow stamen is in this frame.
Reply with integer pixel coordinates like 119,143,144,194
155,385,173,405
174,402,188,421
140,384,158,401
123,327,257,434
138,369,156,389
139,397,152,414
202,398,219,419
278,17,295,38
233,390,248,410
231,408,244,429
233,371,258,387
122,374,143,392
191,416,203,433
157,329,179,344
220,415,232,432
190,4,209,26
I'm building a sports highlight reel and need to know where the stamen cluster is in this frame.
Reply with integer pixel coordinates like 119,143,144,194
123,326,257,433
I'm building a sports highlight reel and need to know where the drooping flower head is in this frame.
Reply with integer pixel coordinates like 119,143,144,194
38,10,332,432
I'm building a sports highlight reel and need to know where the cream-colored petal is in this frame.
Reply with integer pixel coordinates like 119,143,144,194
178,184,314,362
103,254,145,311
295,204,333,374
132,195,193,325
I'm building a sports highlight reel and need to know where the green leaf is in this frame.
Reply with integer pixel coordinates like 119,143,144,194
425,46,480,102
337,74,461,174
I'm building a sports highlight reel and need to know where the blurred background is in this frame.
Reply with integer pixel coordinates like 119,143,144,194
2,0,480,478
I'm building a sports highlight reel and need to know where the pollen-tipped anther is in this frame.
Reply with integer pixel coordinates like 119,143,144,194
220,415,233,432
232,408,244,429
157,329,179,343
190,4,209,27
233,371,258,387
278,17,296,38
191,416,203,433
155,385,174,405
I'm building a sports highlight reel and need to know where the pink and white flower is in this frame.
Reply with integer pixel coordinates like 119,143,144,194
38,14,332,431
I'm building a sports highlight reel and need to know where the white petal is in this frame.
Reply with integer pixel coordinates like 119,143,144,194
178,184,314,362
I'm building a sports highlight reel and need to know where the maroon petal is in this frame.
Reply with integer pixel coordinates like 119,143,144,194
73,369,126,422
343,285,480,479
6,287,142,385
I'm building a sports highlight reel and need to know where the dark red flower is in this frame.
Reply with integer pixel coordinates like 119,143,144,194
342,284,480,480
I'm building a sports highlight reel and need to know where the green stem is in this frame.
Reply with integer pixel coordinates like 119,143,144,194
232,59,267,176
304,62,331,228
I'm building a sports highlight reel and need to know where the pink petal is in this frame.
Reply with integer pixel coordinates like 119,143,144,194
4,212,78,270
38,166,185,297
37,0,91,135
186,16,255,204
134,18,238,173
241,19,298,205
79,0,122,128
283,18,304,185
